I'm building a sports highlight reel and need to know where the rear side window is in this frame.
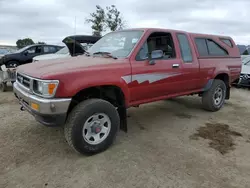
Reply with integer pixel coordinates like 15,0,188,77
177,34,193,62
43,46,49,53
207,39,228,56
220,38,233,47
195,38,208,56
195,38,228,56
49,46,57,53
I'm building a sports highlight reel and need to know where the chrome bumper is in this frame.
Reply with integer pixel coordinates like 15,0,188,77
13,82,71,126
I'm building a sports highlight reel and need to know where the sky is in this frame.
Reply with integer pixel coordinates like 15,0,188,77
0,0,249,46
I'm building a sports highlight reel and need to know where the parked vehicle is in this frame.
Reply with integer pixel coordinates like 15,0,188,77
13,28,241,155
0,65,16,92
0,44,63,68
233,55,250,87
0,48,10,58
33,35,101,62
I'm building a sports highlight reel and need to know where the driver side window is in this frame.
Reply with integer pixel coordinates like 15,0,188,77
136,32,176,61
25,46,42,54
26,47,36,54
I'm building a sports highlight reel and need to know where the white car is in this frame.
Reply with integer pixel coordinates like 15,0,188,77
32,35,100,62
235,55,250,87
33,46,70,62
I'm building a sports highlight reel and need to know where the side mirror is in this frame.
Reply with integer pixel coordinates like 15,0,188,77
151,50,163,59
148,50,163,65
23,51,28,56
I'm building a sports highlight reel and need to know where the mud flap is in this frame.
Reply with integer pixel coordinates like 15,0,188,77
202,79,214,92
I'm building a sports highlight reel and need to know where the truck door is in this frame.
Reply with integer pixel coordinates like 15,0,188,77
129,31,184,102
175,33,201,92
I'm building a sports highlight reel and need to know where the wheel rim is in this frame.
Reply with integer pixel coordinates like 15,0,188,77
82,113,111,145
213,87,223,106
8,63,17,67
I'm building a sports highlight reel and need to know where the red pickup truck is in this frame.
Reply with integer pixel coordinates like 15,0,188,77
13,28,241,155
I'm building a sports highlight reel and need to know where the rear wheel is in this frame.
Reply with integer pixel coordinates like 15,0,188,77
202,79,226,112
64,98,120,155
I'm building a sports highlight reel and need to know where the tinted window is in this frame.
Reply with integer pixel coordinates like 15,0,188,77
177,34,193,62
49,46,57,53
26,47,36,54
26,46,42,54
195,38,208,56
207,39,228,56
220,38,233,47
43,46,49,53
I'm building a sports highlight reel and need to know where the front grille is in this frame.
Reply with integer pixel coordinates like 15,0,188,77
17,73,31,89
240,74,250,80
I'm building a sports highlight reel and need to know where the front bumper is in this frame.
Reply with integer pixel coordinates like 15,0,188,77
233,74,250,87
13,82,71,127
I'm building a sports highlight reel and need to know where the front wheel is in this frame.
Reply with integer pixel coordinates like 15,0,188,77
64,99,120,155
6,61,19,68
202,79,226,112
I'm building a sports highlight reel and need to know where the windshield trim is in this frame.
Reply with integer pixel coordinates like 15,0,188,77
87,29,145,59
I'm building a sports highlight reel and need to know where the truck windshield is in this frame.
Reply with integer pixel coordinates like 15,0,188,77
242,56,250,65
87,30,144,58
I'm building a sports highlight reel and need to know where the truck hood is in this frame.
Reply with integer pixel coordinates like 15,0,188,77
241,64,250,74
17,55,119,79
33,53,70,61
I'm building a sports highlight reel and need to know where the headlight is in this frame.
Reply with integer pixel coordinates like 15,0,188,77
33,79,59,98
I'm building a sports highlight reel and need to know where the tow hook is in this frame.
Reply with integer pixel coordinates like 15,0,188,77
20,106,25,111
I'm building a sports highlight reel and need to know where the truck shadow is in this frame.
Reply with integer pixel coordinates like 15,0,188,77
126,96,203,133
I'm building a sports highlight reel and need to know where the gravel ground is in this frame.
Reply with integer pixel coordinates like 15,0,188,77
1,87,250,188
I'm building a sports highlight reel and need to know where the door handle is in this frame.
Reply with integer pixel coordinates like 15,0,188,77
172,64,179,68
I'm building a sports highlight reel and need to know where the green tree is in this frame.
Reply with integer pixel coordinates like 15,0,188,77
105,5,126,31
16,38,34,49
243,49,249,55
85,5,106,36
85,5,126,35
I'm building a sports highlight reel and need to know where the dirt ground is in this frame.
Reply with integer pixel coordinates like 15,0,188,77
1,87,250,188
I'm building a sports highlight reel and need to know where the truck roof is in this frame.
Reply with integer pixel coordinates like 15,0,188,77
118,28,232,39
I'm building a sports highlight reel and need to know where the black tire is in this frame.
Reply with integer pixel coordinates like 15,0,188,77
0,82,7,92
6,61,19,68
202,79,226,112
64,98,120,155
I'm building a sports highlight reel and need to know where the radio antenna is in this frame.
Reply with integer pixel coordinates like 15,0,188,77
73,16,76,56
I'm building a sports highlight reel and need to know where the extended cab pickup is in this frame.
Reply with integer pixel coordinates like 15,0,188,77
13,28,241,155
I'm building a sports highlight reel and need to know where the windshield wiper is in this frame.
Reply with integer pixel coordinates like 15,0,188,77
93,51,117,59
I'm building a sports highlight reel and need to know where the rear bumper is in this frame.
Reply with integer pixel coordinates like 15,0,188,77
13,82,71,127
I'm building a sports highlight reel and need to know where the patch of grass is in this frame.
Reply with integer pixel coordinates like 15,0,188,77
191,123,242,155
